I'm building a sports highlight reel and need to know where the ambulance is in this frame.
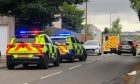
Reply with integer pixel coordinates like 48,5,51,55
102,34,119,54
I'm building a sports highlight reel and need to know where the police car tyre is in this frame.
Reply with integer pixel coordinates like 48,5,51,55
7,63,15,70
40,53,49,69
23,64,29,68
6,57,15,70
79,50,87,61
53,50,60,66
118,52,121,55
69,51,75,63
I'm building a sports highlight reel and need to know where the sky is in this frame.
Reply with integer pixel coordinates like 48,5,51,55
78,0,140,32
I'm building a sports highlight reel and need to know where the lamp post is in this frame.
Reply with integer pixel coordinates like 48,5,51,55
110,12,112,30
85,1,88,42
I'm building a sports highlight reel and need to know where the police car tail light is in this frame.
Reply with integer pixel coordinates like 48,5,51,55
32,44,44,48
7,44,15,48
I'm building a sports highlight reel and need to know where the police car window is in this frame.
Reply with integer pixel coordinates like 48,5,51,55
75,38,80,43
71,37,76,43
51,38,66,43
14,38,36,43
44,36,50,43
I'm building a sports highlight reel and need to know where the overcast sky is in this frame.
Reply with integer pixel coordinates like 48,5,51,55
78,0,140,32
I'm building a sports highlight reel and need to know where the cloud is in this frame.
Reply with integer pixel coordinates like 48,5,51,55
78,0,140,32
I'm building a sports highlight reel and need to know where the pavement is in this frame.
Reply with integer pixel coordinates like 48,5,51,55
0,54,140,84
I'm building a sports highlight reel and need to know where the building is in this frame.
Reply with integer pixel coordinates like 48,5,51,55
0,16,15,55
82,24,102,42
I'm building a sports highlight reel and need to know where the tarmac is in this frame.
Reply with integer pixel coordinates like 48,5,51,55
0,55,140,84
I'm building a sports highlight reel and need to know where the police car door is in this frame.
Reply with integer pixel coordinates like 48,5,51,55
44,35,56,59
74,38,82,55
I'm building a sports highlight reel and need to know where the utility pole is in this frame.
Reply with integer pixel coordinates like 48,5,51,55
85,1,88,42
110,12,112,30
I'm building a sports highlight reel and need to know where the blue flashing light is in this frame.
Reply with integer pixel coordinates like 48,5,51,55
20,31,27,34
59,33,71,36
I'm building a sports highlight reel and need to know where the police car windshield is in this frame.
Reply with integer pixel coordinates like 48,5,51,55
51,38,66,43
14,38,36,43
84,41,98,45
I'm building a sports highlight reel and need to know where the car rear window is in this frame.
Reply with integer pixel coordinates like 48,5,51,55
84,40,98,45
122,41,133,45
14,38,36,43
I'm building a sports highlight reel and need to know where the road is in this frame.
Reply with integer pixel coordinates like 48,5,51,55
0,54,140,84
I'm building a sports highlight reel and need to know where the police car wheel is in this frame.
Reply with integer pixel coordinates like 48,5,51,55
7,57,15,70
7,63,15,70
118,52,121,55
69,51,75,63
40,53,49,69
23,64,29,68
79,50,87,61
53,50,60,66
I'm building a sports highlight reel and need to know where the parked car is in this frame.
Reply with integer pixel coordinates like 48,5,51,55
6,31,60,69
118,40,137,56
50,35,87,63
83,40,102,55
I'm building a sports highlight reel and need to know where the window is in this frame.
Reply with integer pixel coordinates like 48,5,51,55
71,37,76,43
105,36,109,41
14,38,36,43
44,36,50,43
122,41,133,45
75,38,80,43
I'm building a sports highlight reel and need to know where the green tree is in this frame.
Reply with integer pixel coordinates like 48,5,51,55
110,18,122,34
130,0,140,20
0,0,88,28
102,27,110,34
61,3,84,32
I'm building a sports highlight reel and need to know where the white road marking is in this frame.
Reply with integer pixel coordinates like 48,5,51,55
86,60,96,64
40,71,63,79
24,83,29,84
86,57,105,64
68,64,82,70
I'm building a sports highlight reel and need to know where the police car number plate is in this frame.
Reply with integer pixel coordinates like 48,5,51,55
18,55,28,58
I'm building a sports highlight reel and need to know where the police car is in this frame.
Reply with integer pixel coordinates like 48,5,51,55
6,31,60,69
50,33,87,63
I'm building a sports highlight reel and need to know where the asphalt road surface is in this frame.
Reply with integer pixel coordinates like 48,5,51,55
0,54,140,84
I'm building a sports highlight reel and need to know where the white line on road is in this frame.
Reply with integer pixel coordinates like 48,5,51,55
40,71,63,80
68,64,82,70
86,57,105,64
86,60,96,64
24,83,29,84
